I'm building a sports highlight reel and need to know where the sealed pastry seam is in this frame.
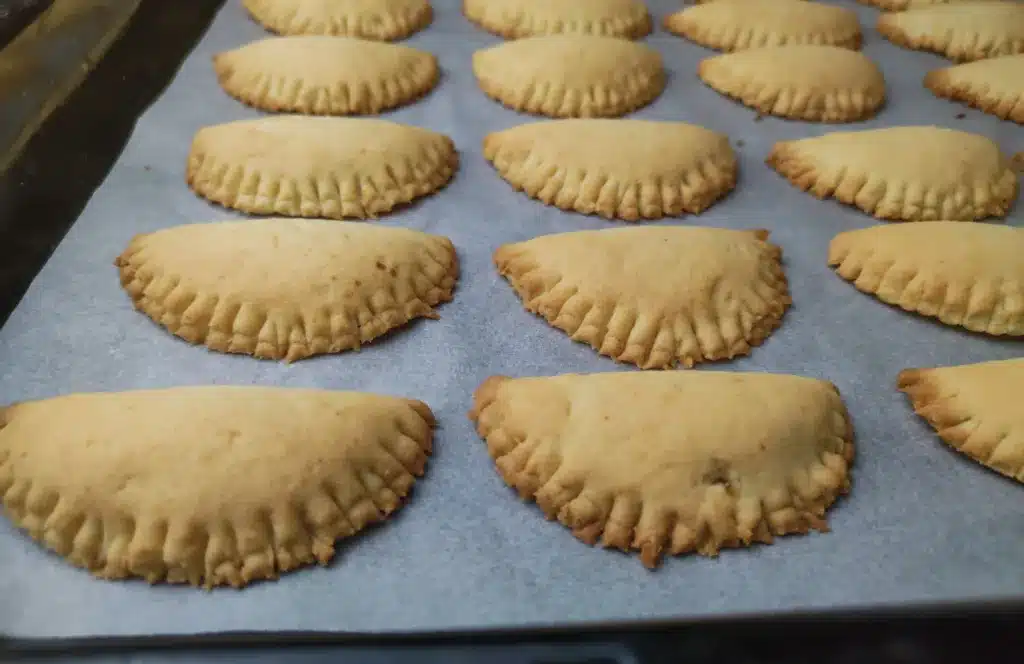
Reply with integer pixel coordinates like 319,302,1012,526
876,5,1024,62
462,0,652,39
766,135,1018,222
0,389,436,588
482,127,737,220
468,375,855,567
243,0,433,40
493,229,790,368
115,228,459,362
924,57,1024,124
898,363,1024,481
212,41,439,115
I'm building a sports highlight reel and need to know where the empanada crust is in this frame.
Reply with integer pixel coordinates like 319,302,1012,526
767,126,1018,221
828,223,1024,336
471,36,664,118
186,116,458,220
876,3,1024,62
925,55,1024,124
243,0,432,40
494,227,790,368
0,387,435,587
483,119,736,220
115,219,459,361
469,372,854,567
664,0,862,52
698,45,885,122
462,0,651,39
898,359,1024,483
213,37,439,115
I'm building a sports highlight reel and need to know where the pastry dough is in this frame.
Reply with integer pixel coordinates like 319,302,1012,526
664,0,862,52
828,222,1024,336
115,219,459,361
877,3,1024,62
494,227,790,368
471,36,664,118
213,36,438,115
859,0,1011,9
186,116,458,219
243,0,432,41
462,0,651,39
0,386,435,587
766,126,1018,221
469,371,854,567
924,54,1024,124
898,359,1024,483
698,45,885,122
483,119,736,219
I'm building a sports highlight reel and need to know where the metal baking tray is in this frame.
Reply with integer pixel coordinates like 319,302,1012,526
0,0,1021,641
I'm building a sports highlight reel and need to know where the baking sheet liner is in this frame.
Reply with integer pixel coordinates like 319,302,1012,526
0,0,1021,639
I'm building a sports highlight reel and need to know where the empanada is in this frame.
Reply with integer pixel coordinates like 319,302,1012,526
0,386,435,587
898,359,1024,483
924,54,1024,124
494,227,790,368
242,0,432,41
462,0,651,39
186,116,458,219
664,0,862,52
698,45,885,122
471,35,664,118
877,3,1024,62
469,371,854,567
483,119,736,220
766,126,1018,221
115,219,459,361
859,0,1011,10
213,36,438,115
828,222,1024,336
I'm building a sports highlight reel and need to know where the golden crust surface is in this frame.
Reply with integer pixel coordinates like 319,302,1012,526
876,3,1024,62
462,0,651,39
186,116,458,220
493,227,790,368
664,0,862,52
242,0,432,40
924,54,1024,124
828,223,1024,336
468,371,854,568
698,45,885,122
766,126,1018,222
483,119,736,220
213,36,439,115
898,359,1024,483
858,0,1011,10
471,36,664,118
115,219,459,361
0,386,436,588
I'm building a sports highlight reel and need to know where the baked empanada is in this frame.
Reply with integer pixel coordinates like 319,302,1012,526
877,3,1024,62
243,0,432,40
462,0,651,39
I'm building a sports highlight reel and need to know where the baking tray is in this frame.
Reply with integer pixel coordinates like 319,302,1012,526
0,0,1021,641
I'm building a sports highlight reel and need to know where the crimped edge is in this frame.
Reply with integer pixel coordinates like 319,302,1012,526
924,66,1024,124
0,396,436,588
482,131,737,220
461,0,652,40
876,12,1024,63
765,139,1019,221
697,56,885,123
468,374,855,568
492,229,791,368
663,10,863,52
212,49,440,116
897,367,1024,482
827,229,1024,336
114,232,460,362
243,0,433,41
185,133,459,220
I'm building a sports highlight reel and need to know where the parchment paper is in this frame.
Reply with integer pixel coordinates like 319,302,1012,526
0,0,1022,640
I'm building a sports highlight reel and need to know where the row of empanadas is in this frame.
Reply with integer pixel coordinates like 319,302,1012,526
4,359,1019,586
185,118,1019,224
112,220,1024,367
